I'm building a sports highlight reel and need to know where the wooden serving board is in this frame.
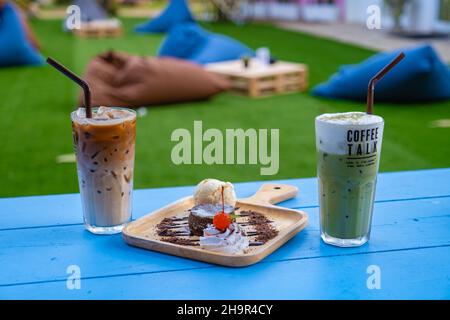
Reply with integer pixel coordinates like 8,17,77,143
123,184,308,267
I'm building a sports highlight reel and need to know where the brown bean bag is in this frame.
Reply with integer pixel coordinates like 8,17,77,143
79,51,230,107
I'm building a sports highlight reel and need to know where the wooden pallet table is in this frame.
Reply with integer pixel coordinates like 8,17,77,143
73,21,123,38
205,59,308,97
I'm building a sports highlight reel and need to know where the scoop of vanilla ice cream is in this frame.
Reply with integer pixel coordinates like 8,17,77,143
194,179,237,207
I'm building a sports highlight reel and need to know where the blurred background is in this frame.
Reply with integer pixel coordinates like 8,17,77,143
0,0,449,197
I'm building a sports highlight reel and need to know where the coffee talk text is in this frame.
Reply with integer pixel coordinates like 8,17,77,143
347,127,379,156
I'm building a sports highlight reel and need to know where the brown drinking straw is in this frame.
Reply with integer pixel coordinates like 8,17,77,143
366,52,405,114
46,57,92,118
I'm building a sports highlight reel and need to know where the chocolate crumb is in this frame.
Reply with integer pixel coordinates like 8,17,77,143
91,150,100,159
158,229,186,237
157,217,174,227
240,210,278,243
241,210,272,224
254,223,278,243
161,237,199,246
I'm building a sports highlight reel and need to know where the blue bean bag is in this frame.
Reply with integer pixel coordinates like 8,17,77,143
312,45,450,103
158,23,254,64
0,3,43,67
135,0,194,34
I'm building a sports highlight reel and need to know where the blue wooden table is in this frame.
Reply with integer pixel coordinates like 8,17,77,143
1,168,449,299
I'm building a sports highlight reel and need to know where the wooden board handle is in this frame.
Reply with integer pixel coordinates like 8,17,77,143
239,184,298,206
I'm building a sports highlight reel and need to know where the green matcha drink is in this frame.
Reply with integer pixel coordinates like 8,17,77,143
315,112,384,247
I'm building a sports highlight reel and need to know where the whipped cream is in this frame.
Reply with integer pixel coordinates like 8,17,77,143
199,223,249,254
316,112,383,125
315,112,384,155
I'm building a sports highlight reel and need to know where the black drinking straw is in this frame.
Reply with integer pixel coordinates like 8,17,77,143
366,52,405,115
46,57,92,118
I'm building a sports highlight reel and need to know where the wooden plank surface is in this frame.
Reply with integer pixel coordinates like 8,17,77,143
1,169,449,299
1,246,448,299
1,168,449,230
1,197,449,290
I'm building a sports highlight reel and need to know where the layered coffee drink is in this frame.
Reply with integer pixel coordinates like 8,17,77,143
315,112,384,247
71,107,136,234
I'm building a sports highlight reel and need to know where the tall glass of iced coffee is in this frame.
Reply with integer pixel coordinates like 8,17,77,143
71,106,136,234
315,112,384,247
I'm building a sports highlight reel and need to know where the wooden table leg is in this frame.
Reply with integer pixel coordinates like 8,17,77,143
248,78,259,97
275,75,284,93
300,68,308,91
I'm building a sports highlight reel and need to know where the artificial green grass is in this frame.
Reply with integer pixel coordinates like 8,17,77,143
0,18,449,197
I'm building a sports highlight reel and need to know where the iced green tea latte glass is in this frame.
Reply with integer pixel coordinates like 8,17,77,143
315,112,384,247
